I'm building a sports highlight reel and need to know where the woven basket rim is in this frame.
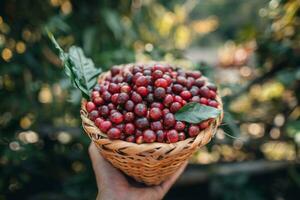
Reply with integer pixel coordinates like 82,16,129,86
80,63,223,148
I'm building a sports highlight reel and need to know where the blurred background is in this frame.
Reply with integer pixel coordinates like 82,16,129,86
0,0,299,199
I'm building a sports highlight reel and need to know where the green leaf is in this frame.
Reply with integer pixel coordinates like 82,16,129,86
175,102,221,124
48,31,101,99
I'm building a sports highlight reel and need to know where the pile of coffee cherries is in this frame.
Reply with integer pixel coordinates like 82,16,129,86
85,64,219,143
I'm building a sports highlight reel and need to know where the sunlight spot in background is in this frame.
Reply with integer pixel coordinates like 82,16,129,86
38,84,53,104
145,43,153,52
2,48,12,61
248,123,265,138
72,161,85,173
9,141,20,151
20,113,35,129
273,114,285,127
239,66,252,77
18,131,39,144
261,142,295,161
57,131,72,144
61,1,72,15
270,128,280,139
16,41,26,54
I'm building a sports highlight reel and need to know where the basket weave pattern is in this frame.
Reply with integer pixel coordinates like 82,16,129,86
81,64,223,185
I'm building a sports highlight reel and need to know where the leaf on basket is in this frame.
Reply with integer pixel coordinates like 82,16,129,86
48,31,101,100
175,102,221,124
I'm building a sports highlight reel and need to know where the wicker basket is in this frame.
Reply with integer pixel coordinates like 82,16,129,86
80,64,223,185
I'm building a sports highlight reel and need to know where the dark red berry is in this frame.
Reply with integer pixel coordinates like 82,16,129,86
134,103,147,117
111,93,119,104
124,112,135,122
151,102,164,110
94,97,104,105
91,91,100,99
108,83,120,94
146,93,154,103
120,85,131,93
174,95,183,103
117,92,129,104
156,130,166,142
199,86,210,98
94,118,104,128
124,123,135,135
110,112,124,124
208,100,219,108
86,102,96,112
107,128,121,139
135,129,143,137
172,84,184,94
200,97,208,105
176,76,187,86
135,75,148,87
149,107,162,120
163,113,176,128
154,78,168,88
209,90,216,99
126,135,135,142
115,123,125,132
163,94,173,106
111,66,121,76
152,70,163,79
143,129,156,143
195,79,205,87
190,71,202,79
191,96,200,102
178,132,186,141
135,117,149,129
199,120,210,130
207,84,217,91
190,86,199,96
99,121,112,133
175,121,186,131
188,125,200,137
163,74,173,85
125,100,135,111
154,87,166,99
186,77,195,89
99,105,109,117
102,91,112,102
170,102,182,113
151,121,163,131
162,108,170,115
131,92,142,103
167,130,179,143
89,110,99,120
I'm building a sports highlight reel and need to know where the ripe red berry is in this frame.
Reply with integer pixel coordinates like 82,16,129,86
107,128,121,139
117,92,129,104
124,123,135,135
115,123,125,132
135,129,143,137
167,130,179,143
89,110,99,120
108,83,120,94
178,132,186,141
180,91,192,100
110,112,124,124
200,97,208,105
91,91,100,99
155,78,168,88
146,93,154,103
111,93,119,104
120,85,131,93
136,86,148,96
162,108,170,115
175,121,186,131
207,84,217,91
170,102,182,113
143,129,156,143
107,103,115,110
195,79,205,87
176,76,187,86
125,100,135,111
131,92,142,103
135,75,148,87
99,121,112,133
152,70,163,79
209,90,216,99
199,86,210,98
191,96,200,103
156,130,166,142
94,117,104,128
208,100,219,108
126,135,135,142
151,102,164,110
86,101,96,112
134,103,147,117
102,91,112,102
154,87,166,99
163,94,173,106
174,95,183,103
99,105,109,117
135,117,149,129
199,120,210,130
190,71,202,79
172,84,184,94
188,125,200,137
151,121,163,131
93,97,104,105
190,86,199,96
111,66,121,76
149,107,162,120
163,74,173,85
124,112,135,122
163,113,176,128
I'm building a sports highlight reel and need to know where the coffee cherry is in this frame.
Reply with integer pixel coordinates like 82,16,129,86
124,112,135,122
163,94,173,106
155,78,168,88
167,130,179,143
156,130,166,142
125,100,135,111
151,121,163,131
208,100,219,108
120,85,131,93
135,117,149,129
180,91,192,100
107,103,115,110
154,87,166,99
207,83,217,91
195,79,205,87
175,121,186,131
99,121,112,133
172,84,184,94
110,112,124,124
174,95,183,103
143,129,156,143
115,123,125,132
86,101,96,112
152,70,163,79
136,86,148,96
209,90,216,99
111,66,121,76
107,128,121,139
126,135,135,142
94,97,104,106
188,125,200,137
134,103,147,117
146,93,154,103
117,92,129,104
162,108,170,115
111,93,119,104
135,129,143,137
199,120,210,130
177,76,187,86
163,113,176,128
102,91,112,102
178,132,186,141
199,86,210,98
99,105,109,117
151,102,164,110
170,102,182,113
149,107,162,120
94,117,104,128
125,123,135,135
131,92,142,103
91,91,100,99
108,83,120,94
190,71,202,79
89,110,99,120
191,96,200,103
190,86,199,96
135,75,148,87
200,97,208,105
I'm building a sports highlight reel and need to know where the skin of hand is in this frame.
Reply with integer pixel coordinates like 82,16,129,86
89,143,188,200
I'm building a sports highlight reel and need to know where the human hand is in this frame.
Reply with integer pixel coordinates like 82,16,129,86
89,143,187,200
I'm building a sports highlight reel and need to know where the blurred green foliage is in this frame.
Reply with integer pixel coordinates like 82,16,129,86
0,0,299,199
